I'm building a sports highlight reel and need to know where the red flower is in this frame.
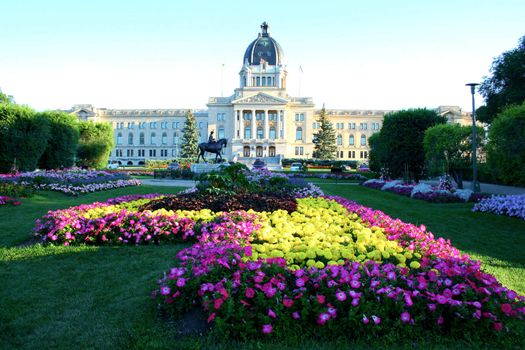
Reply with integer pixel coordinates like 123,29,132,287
316,294,326,304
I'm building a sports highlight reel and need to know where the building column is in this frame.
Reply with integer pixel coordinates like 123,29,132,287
251,109,256,140
276,110,281,140
236,109,241,140
264,110,269,139
281,110,286,140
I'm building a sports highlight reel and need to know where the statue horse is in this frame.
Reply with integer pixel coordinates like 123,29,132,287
197,138,228,163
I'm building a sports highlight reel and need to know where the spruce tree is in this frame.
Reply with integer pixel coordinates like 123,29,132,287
181,110,199,159
312,106,337,159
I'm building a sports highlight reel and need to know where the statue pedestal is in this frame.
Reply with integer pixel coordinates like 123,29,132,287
191,163,228,174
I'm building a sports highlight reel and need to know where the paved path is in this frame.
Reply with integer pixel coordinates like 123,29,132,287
140,179,196,187
422,180,525,195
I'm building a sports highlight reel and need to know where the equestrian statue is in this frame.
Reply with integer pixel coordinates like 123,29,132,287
197,131,228,163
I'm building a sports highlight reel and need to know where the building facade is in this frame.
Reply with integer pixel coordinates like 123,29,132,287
69,23,472,167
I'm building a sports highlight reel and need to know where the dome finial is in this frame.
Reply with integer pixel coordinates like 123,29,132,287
261,22,269,36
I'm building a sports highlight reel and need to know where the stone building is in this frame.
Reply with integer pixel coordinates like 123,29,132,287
68,22,472,167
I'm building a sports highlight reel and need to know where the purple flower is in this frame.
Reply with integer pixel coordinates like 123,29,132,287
336,291,347,301
372,315,381,325
262,324,273,334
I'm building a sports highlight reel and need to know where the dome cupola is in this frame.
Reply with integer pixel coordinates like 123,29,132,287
243,22,284,66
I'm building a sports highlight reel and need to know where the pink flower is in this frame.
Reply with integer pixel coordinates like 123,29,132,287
268,309,277,318
436,295,447,304
176,278,186,287
213,298,223,310
283,298,294,308
207,312,216,323
501,303,512,316
317,312,330,325
372,315,381,325
493,322,503,332
327,306,337,318
362,315,369,324
350,280,361,289
351,298,360,307
437,316,444,325
507,290,518,300
316,294,326,304
296,278,305,288
427,303,436,312
400,311,411,323
262,324,273,334
292,311,301,320
160,286,171,296
336,291,347,301
245,288,255,298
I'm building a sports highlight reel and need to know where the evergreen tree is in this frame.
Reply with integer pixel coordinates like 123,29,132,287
312,106,337,159
181,110,199,159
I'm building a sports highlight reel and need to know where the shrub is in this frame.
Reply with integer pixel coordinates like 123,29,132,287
37,111,80,169
76,121,114,169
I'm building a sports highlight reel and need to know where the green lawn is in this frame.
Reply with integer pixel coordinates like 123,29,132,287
1,184,524,349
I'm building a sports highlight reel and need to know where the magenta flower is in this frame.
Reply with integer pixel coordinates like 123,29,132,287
362,315,369,324
207,312,216,323
268,309,277,318
160,286,171,296
296,278,305,288
371,315,381,325
245,288,255,298
292,311,301,320
317,312,330,325
327,306,337,318
350,280,361,289
176,278,186,287
262,324,273,334
437,316,444,325
283,298,293,308
507,290,518,300
336,291,347,302
501,303,512,316
400,311,411,323
316,294,326,304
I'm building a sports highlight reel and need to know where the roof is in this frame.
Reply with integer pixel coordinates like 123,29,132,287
243,22,284,66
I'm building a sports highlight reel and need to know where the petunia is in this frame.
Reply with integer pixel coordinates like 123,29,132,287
362,315,369,324
262,324,273,334
160,286,171,296
400,311,411,323
371,315,381,325
336,291,347,302
317,312,330,325
268,309,277,318
316,294,326,304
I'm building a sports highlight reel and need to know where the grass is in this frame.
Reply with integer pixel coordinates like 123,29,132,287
1,184,524,349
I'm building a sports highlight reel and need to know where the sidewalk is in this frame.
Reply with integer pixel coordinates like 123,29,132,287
423,180,525,196
140,179,196,187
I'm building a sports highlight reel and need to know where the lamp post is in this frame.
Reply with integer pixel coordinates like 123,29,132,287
466,83,481,193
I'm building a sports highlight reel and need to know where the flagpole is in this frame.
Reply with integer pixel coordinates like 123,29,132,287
298,65,303,96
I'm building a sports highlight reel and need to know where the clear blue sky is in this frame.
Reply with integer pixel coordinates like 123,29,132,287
1,0,524,111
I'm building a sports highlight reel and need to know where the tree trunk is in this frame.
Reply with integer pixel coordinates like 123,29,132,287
450,169,463,189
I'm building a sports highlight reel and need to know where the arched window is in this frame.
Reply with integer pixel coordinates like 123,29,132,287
337,134,342,145
243,146,250,157
117,132,122,145
139,132,145,145
349,134,354,146
360,134,367,146
218,127,225,139
257,127,263,139
128,133,133,145
296,127,303,141
162,132,167,145
269,127,276,140
244,127,251,139
150,132,156,145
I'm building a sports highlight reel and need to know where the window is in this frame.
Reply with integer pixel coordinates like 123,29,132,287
150,132,157,145
268,112,278,121
117,132,122,145
244,113,252,120
349,123,356,130
337,134,342,145
139,122,146,129
128,133,133,145
116,149,123,157
339,151,344,158
218,127,225,139
349,134,355,146
216,113,226,121
139,132,145,145
256,112,263,120
312,122,317,129
138,149,145,157
269,127,276,140
199,122,203,128
127,149,134,157
372,122,381,130
161,149,168,157
262,77,266,86
173,131,178,144
257,127,263,139
161,122,168,129
149,149,156,157
243,146,250,157
295,147,299,156
296,127,303,141
295,113,305,121
269,146,276,157
127,122,134,129
300,147,304,155
256,146,263,157
256,77,260,86
360,134,366,146
360,151,368,159
244,127,251,139
162,132,167,145
150,122,157,129
360,123,368,130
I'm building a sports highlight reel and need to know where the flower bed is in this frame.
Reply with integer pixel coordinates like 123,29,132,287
362,179,484,203
0,169,140,195
473,194,525,220
0,195,21,206
287,172,368,181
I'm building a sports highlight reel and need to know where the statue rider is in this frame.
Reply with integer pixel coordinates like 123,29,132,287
208,130,216,144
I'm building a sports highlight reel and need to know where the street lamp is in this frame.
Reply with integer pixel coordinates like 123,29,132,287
466,83,481,193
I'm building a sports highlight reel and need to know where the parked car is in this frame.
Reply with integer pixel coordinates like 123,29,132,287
167,161,180,170
107,162,119,170
289,162,303,172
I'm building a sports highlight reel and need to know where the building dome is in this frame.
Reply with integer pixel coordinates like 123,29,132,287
243,22,284,66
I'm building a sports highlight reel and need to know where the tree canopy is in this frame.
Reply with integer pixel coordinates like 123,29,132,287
76,121,114,169
312,106,337,159
38,111,80,169
486,102,525,186
369,109,446,182
478,35,525,124
181,110,199,159
423,123,484,189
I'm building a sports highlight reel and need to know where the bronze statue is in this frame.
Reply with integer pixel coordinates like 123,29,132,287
197,138,228,163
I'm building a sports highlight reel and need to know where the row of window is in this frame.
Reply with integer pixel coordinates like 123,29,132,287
337,150,368,159
314,122,381,130
250,76,276,87
115,121,207,130
116,129,223,145
114,149,180,158
336,134,367,146
242,112,279,121
242,146,277,157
